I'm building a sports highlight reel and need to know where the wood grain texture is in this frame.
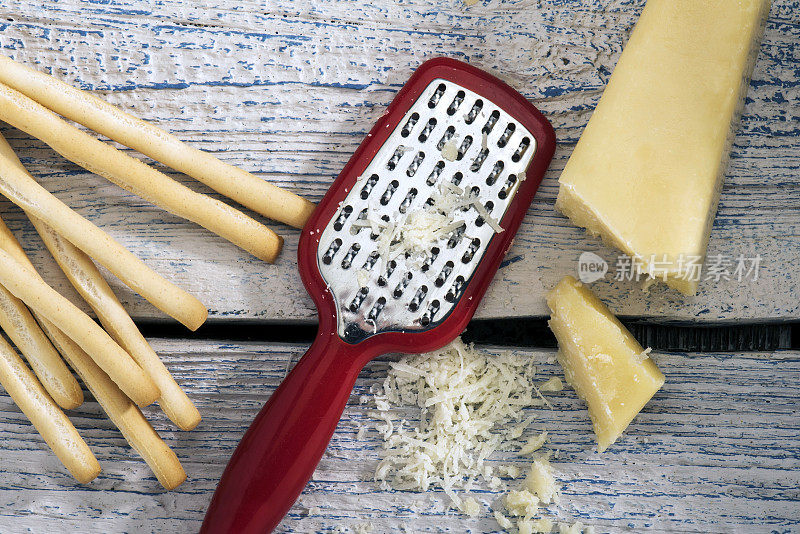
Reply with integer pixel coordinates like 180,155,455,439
0,340,796,533
0,0,796,323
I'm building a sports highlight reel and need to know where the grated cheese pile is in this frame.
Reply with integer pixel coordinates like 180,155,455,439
366,338,594,533
370,338,546,510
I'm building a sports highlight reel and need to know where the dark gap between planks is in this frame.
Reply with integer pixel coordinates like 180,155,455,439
135,319,798,352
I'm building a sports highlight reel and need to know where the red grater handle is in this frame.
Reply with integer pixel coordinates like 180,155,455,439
200,332,365,534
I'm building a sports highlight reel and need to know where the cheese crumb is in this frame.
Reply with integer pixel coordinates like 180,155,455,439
441,138,459,161
525,459,559,505
519,431,549,456
505,489,539,519
634,347,653,363
494,510,514,530
539,377,564,392
460,496,481,517
498,465,521,479
558,521,586,534
519,517,555,533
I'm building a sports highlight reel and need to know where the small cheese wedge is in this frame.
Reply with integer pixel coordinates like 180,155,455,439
547,276,665,451
556,0,770,295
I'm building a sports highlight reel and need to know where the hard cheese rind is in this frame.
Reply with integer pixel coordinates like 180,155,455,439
556,0,771,295
547,276,665,452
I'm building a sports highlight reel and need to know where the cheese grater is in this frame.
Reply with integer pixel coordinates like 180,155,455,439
201,58,555,534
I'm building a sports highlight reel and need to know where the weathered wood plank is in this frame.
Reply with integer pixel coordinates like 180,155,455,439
0,340,796,533
0,0,796,322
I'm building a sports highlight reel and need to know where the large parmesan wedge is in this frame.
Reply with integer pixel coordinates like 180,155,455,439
546,276,664,452
556,0,770,295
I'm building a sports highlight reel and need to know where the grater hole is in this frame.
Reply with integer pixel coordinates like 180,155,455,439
420,299,441,326
401,112,420,138
426,161,445,186
387,147,408,171
471,148,489,172
451,171,463,186
421,246,440,272
428,83,446,108
464,99,483,124
351,208,369,235
349,287,369,312
447,224,466,248
418,118,437,142
512,137,531,162
424,196,435,208
456,135,473,161
408,285,428,312
333,205,353,231
434,261,455,287
497,123,516,148
445,275,466,303
322,238,342,265
486,161,505,186
447,90,465,116
475,200,494,227
461,238,481,263
378,259,398,287
407,151,425,177
437,126,456,150
498,174,518,199
399,188,418,214
380,180,400,206
368,297,387,323
482,110,500,134
360,174,379,200
393,272,413,298
362,251,379,271
371,215,391,240
341,243,361,269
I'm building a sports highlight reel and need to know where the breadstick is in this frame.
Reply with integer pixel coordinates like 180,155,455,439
0,82,283,263
0,247,159,407
0,134,208,331
0,333,100,483
42,325,186,490
31,215,201,430
0,282,83,410
0,54,314,229
0,216,83,410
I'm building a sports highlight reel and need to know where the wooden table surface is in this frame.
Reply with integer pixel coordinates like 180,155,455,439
0,0,798,532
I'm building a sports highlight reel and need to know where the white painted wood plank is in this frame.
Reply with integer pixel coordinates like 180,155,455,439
0,339,796,533
0,0,796,322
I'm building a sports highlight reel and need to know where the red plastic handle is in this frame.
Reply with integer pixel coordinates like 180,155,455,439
200,332,366,533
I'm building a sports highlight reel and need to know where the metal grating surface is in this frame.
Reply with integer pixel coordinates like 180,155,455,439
318,78,537,342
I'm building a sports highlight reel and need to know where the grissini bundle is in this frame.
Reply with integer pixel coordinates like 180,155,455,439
0,246,159,407
0,218,83,409
43,327,187,490
0,213,187,489
0,82,284,263
0,333,100,483
0,53,315,230
31,216,201,431
0,133,208,331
